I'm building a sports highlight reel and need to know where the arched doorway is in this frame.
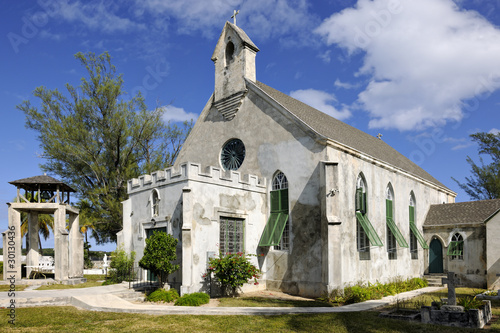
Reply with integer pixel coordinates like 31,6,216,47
429,238,443,273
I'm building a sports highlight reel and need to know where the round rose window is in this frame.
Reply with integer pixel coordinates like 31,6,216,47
221,139,245,170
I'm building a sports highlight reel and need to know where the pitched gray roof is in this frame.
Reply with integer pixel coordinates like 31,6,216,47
424,199,500,227
9,175,76,192
252,81,448,190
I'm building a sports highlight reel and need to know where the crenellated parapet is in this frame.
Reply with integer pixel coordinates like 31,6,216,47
128,162,267,194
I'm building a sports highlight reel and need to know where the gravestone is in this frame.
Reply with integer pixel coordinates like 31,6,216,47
442,271,460,305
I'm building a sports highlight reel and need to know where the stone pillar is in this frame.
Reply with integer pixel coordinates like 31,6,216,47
54,205,69,281
4,204,22,281
68,213,83,278
26,212,40,277
320,162,342,293
181,187,193,296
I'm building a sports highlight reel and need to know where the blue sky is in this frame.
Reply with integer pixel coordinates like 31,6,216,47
2,0,500,252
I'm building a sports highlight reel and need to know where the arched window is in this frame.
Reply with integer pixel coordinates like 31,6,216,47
386,184,397,259
409,192,418,259
356,174,370,259
448,233,464,260
259,171,290,250
272,171,288,190
273,171,289,250
225,41,235,65
151,189,160,218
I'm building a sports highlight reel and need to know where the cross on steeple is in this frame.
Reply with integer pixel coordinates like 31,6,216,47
231,10,240,25
376,133,383,140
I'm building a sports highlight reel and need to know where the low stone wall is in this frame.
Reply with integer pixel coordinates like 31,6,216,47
421,301,492,328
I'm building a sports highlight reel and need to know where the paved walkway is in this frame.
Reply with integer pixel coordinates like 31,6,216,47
0,283,444,315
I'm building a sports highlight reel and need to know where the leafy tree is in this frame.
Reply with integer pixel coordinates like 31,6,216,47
105,245,136,284
453,132,500,200
17,52,191,243
139,231,179,289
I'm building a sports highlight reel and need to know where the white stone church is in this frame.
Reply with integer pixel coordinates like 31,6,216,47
117,22,500,297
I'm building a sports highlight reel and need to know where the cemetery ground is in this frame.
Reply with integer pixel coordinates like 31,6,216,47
2,285,500,332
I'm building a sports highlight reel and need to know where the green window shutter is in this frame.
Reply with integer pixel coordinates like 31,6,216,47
259,212,289,246
271,189,288,212
409,222,429,249
270,213,289,245
355,189,367,213
447,241,464,256
386,217,409,248
356,212,383,246
362,193,367,213
355,189,363,212
386,199,393,219
409,206,415,224
270,191,280,212
280,189,288,211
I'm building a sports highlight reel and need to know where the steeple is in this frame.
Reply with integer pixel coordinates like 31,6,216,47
211,22,259,120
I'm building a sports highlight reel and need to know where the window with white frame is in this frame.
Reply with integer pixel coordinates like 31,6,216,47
356,174,370,260
448,233,464,260
273,172,289,251
259,171,290,250
409,193,418,259
151,189,160,218
386,184,397,260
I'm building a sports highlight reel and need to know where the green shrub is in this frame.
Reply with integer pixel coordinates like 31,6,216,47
146,288,179,303
319,277,428,305
458,296,484,310
174,292,210,306
206,252,261,296
104,245,135,284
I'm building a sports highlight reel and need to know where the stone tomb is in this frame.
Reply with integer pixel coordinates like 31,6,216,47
3,175,85,284
421,272,492,328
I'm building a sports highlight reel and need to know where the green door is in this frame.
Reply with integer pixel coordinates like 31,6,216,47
429,238,443,273
146,227,167,282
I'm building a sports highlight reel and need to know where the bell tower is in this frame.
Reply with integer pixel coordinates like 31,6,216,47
211,22,259,120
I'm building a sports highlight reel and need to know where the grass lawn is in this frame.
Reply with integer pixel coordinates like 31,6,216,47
219,297,334,307
34,275,105,290
2,305,500,332
2,287,500,332
383,287,488,310
0,284,29,292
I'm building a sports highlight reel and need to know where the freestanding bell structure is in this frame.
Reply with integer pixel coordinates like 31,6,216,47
3,175,84,283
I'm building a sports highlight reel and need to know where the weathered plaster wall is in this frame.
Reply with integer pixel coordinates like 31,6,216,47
325,145,451,287
122,163,267,294
486,214,500,289
425,226,486,288
174,87,329,296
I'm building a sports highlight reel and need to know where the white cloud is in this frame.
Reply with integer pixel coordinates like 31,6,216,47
290,89,351,120
136,0,315,42
334,79,360,90
161,105,198,122
489,128,500,135
452,143,474,150
315,0,500,131
55,0,146,33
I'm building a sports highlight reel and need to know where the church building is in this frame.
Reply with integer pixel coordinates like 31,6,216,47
118,22,458,297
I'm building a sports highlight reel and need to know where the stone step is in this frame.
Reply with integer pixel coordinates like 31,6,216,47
424,275,446,287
